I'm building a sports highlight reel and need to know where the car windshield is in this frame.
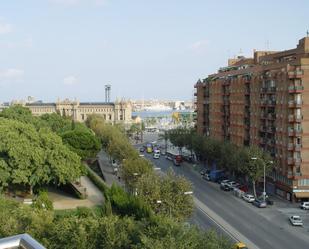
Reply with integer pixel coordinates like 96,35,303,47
293,217,301,221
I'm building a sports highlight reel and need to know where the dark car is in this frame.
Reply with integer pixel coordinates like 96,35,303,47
200,169,210,176
139,147,145,152
252,199,267,208
220,184,230,191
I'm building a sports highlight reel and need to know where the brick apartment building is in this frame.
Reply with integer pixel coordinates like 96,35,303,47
194,37,309,201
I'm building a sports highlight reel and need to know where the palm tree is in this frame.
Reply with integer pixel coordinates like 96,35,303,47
158,130,169,153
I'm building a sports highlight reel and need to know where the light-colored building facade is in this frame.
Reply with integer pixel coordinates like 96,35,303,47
1,99,132,124
195,37,309,201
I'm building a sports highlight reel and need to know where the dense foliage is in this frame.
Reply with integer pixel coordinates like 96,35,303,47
0,118,83,192
0,197,232,249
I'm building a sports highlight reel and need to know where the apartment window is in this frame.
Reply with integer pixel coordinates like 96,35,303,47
109,114,112,120
299,179,309,186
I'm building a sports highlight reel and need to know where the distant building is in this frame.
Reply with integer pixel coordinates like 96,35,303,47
194,37,309,201
1,99,132,124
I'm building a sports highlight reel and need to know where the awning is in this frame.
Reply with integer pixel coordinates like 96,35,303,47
294,192,309,198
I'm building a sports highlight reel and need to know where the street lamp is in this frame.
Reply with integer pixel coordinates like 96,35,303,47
251,157,273,202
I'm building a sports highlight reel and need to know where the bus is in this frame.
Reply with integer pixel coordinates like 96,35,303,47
146,143,153,153
165,151,182,166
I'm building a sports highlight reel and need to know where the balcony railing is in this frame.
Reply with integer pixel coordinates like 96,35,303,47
288,100,302,108
288,114,302,122
287,157,294,165
288,70,303,79
288,85,304,92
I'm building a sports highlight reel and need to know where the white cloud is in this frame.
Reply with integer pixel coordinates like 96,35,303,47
0,22,12,35
0,69,24,81
190,39,209,51
63,75,78,85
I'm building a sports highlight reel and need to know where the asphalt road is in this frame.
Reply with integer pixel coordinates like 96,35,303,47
140,149,309,249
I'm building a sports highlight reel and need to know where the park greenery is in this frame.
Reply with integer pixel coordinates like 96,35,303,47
0,196,232,249
167,128,274,197
0,106,232,248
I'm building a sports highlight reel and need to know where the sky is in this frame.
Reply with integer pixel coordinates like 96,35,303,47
0,0,308,102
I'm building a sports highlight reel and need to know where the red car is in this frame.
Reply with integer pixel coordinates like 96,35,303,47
239,185,249,193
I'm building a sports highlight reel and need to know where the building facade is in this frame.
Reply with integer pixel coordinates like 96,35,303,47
195,37,309,201
1,99,132,124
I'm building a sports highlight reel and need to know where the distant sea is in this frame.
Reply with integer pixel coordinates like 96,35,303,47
132,110,193,119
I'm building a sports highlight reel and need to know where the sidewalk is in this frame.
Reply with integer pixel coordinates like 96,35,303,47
97,149,123,187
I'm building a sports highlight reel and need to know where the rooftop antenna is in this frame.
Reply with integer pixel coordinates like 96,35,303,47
105,84,111,103
265,40,270,50
307,30,309,37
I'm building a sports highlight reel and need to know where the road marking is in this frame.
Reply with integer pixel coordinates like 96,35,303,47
194,197,260,249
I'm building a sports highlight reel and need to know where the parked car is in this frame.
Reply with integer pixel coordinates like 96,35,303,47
202,174,211,181
220,180,230,186
289,215,303,226
300,202,309,210
242,194,255,203
139,147,145,152
217,177,228,184
220,183,231,191
200,169,210,176
226,181,237,190
238,185,249,193
252,199,267,208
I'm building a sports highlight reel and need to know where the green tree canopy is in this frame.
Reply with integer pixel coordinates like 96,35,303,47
61,128,101,159
0,118,83,192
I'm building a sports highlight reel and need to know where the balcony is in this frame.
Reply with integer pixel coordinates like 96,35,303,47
268,100,276,106
294,144,302,151
288,85,304,93
294,157,302,165
267,86,277,93
267,127,276,133
287,143,294,150
288,100,302,108
288,70,303,79
260,126,267,132
287,157,294,165
260,87,267,93
288,114,302,122
294,128,302,136
268,113,276,120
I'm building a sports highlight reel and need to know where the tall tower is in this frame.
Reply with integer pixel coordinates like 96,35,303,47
105,84,111,103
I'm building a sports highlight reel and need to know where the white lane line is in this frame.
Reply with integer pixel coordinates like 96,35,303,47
194,197,260,249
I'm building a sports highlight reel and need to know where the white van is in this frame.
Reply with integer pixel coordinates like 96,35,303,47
300,202,309,210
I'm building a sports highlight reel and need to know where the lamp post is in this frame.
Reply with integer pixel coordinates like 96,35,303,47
156,191,193,218
251,157,273,202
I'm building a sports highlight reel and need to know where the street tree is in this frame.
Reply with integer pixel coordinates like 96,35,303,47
243,146,274,197
136,169,194,220
158,130,170,153
121,158,153,192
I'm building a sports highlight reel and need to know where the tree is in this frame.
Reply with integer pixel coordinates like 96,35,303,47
121,158,153,192
61,128,101,159
243,146,274,198
0,118,84,193
158,130,169,153
136,170,194,221
39,113,71,133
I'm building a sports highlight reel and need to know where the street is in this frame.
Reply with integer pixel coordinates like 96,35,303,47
138,132,309,249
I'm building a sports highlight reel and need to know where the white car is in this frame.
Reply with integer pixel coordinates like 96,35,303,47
300,202,309,210
289,215,303,226
242,194,255,203
153,153,160,159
